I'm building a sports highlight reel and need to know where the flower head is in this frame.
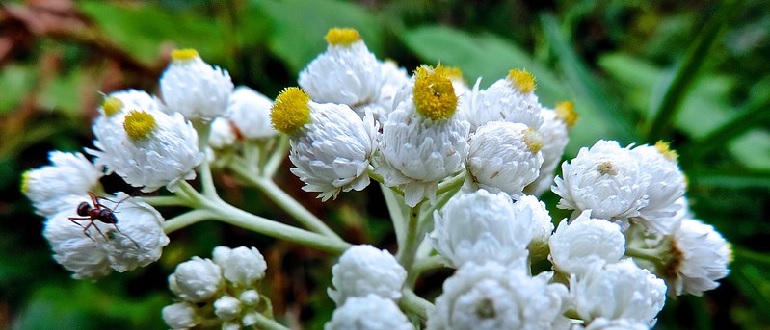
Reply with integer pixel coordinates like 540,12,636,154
22,151,103,217
525,101,574,196
328,245,406,305
216,246,268,288
226,86,277,140
665,219,731,296
325,295,412,330
162,302,200,330
631,142,686,235
466,68,545,133
548,210,625,275
169,256,225,302
160,48,234,120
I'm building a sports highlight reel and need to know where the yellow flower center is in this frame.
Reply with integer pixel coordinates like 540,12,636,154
523,126,544,153
123,110,156,141
325,28,361,46
507,68,536,93
20,170,32,194
171,49,200,63
102,97,123,116
443,66,464,82
554,101,578,128
597,161,618,176
412,65,458,120
271,87,311,135
655,141,678,162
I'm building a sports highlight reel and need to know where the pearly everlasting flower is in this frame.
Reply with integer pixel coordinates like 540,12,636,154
271,87,378,201
169,257,225,302
299,28,381,115
525,101,576,196
369,60,411,119
160,49,233,120
162,302,200,329
226,86,277,139
328,245,406,305
467,69,545,133
219,246,268,287
514,194,554,259
325,295,412,330
377,65,470,206
429,190,533,269
428,262,570,330
548,210,625,275
209,116,237,149
631,142,686,235
89,105,203,193
22,151,103,217
43,193,169,278
572,259,666,326
666,219,731,296
552,140,650,221
214,296,242,321
465,121,544,196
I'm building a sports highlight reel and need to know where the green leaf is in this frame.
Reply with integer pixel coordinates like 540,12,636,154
729,247,770,321
541,14,638,144
688,168,770,189
253,0,383,75
597,53,662,117
400,25,565,103
646,0,744,141
0,64,36,114
729,130,770,170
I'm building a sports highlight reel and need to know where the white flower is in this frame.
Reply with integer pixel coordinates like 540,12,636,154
552,140,650,221
377,65,470,207
572,259,666,326
631,142,686,235
325,295,412,330
214,296,242,321
514,194,554,259
209,117,237,149
525,102,575,196
239,290,260,306
170,257,225,302
43,193,169,278
328,245,406,305
218,246,268,287
89,107,203,193
548,210,625,275
467,69,545,133
299,28,382,116
428,262,570,330
581,318,651,330
226,86,277,139
162,302,199,329
667,219,731,296
368,60,410,120
272,88,378,201
159,49,233,120
465,121,544,196
97,89,166,117
429,190,533,269
22,151,103,217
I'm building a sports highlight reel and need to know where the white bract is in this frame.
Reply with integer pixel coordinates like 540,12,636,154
328,245,406,305
428,262,570,330
325,295,412,330
514,194,554,259
429,190,533,269
552,140,651,221
549,210,625,275
43,193,169,278
668,219,731,296
22,151,103,217
631,143,686,235
571,259,667,326
214,296,242,321
465,121,544,196
226,86,277,139
169,256,225,303
209,116,237,149
162,302,199,330
525,102,574,196
467,69,545,133
219,246,268,287
159,49,233,120
89,106,203,193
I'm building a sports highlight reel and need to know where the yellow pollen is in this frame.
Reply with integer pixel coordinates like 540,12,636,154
325,28,361,46
597,161,618,176
171,49,200,62
554,101,578,128
123,110,156,141
655,141,679,162
523,127,544,153
20,170,32,194
102,97,123,116
412,65,458,120
507,68,536,93
271,87,311,135
443,66,464,82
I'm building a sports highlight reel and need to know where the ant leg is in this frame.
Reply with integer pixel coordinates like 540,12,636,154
114,224,140,248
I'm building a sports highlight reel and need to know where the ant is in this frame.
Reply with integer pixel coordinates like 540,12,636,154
68,192,140,248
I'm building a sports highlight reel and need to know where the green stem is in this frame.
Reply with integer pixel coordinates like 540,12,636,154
437,171,465,195
248,313,290,330
141,195,190,207
263,135,289,177
230,164,343,241
399,288,434,320
195,121,220,199
381,183,408,250
413,255,446,275
397,202,423,287
163,209,216,234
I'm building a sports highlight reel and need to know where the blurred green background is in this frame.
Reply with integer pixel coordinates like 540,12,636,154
1,0,769,329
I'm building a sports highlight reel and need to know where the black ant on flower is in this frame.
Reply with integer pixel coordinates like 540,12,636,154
68,192,140,248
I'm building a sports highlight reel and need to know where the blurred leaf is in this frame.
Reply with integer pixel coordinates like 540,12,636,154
647,0,744,141
729,130,770,170
79,1,230,62
253,0,383,75
730,247,770,322
688,168,770,189
597,53,660,117
400,25,565,102
0,64,36,114
38,68,86,115
541,14,637,144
